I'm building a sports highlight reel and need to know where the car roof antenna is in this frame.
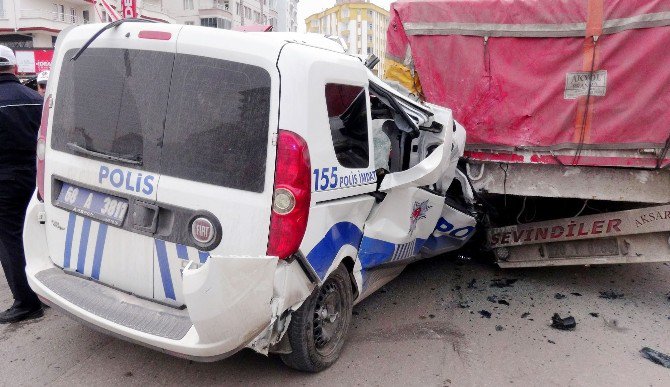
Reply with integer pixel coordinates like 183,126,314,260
71,18,158,61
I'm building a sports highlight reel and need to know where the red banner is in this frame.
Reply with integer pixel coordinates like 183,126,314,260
121,0,137,19
15,49,54,74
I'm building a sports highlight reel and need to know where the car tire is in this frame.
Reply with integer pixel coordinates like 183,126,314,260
280,264,353,372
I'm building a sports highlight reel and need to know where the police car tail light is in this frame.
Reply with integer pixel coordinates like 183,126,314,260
36,95,51,202
267,130,311,260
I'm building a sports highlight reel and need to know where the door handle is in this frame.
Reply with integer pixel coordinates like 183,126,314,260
132,201,159,234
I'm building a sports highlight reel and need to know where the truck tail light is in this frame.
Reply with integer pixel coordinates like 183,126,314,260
36,95,51,202
267,130,311,260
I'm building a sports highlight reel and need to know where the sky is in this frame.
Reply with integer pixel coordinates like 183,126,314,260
297,0,394,32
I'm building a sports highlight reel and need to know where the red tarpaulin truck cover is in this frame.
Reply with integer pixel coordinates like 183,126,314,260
386,0,670,168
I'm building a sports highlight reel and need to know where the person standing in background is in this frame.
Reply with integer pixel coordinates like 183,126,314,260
0,45,44,323
36,70,50,98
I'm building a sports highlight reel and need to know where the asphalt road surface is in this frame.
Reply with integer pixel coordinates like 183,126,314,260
1,257,669,386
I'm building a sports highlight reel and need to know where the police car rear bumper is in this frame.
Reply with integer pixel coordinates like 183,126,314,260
24,197,279,361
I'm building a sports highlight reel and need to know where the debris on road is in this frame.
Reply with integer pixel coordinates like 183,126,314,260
490,278,518,288
487,295,498,303
458,301,471,309
521,312,531,319
554,293,566,300
548,340,556,344
495,325,504,331
571,292,582,297
604,318,629,332
589,312,599,318
599,291,624,299
550,314,577,331
479,310,492,318
640,347,670,369
498,300,510,306
467,279,477,289
456,255,472,265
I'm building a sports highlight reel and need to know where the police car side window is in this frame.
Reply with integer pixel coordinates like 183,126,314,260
325,84,370,169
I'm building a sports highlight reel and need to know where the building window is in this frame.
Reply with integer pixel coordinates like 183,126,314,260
201,17,216,27
201,17,232,29
183,0,194,10
236,2,240,15
324,84,370,169
213,0,230,11
53,4,65,21
69,8,76,23
185,21,194,25
82,10,89,23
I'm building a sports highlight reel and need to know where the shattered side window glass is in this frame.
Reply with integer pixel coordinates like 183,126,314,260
325,83,370,169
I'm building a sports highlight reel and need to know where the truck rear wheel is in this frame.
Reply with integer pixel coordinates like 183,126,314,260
281,264,353,372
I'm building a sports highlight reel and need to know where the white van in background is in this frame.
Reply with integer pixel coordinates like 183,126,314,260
23,21,475,372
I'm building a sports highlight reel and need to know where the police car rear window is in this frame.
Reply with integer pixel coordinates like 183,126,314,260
160,54,271,193
52,48,272,193
51,48,173,172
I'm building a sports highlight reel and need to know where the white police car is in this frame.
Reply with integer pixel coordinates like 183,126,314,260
24,21,476,372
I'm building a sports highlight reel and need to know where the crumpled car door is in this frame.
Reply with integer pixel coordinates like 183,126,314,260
357,85,454,268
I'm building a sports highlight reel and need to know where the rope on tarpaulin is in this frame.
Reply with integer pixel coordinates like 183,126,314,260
572,0,604,166
572,35,599,166
658,135,670,169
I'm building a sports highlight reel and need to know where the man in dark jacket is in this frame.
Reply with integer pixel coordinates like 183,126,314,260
0,45,44,323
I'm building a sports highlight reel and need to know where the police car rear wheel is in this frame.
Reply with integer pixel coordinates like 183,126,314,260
280,264,353,372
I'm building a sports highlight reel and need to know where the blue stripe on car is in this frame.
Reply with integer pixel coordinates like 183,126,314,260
91,223,108,280
76,218,91,274
176,244,189,260
63,212,77,268
357,236,396,269
198,251,209,264
155,239,176,300
306,222,364,279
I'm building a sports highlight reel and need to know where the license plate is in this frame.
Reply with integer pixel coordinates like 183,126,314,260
55,183,129,226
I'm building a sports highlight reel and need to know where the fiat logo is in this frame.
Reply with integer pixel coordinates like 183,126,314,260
191,217,215,244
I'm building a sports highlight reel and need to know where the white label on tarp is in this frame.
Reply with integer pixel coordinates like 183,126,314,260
564,70,607,99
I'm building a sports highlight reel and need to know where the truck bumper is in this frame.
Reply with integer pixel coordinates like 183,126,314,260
24,196,279,361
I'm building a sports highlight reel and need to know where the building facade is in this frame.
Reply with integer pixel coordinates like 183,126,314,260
163,0,279,30
0,0,295,53
0,0,174,50
275,0,297,32
305,0,389,73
